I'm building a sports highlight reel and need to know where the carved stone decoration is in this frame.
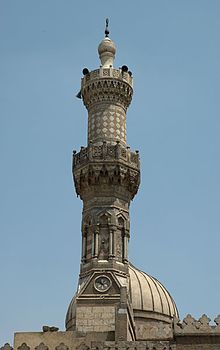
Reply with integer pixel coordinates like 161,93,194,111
197,314,211,332
214,315,220,330
74,162,140,200
35,343,48,350
182,314,197,331
1,344,13,350
55,343,69,350
174,314,220,335
81,68,132,86
82,78,133,111
17,344,30,350
76,343,90,350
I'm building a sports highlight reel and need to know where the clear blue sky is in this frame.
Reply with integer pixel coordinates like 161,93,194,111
1,0,220,345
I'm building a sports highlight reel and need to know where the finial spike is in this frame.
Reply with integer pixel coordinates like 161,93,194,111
105,18,109,37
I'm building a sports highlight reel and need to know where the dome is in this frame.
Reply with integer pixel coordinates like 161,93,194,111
129,264,178,320
66,264,178,331
98,37,116,68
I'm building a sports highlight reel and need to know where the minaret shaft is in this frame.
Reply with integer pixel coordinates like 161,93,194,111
88,103,127,146
72,53,140,275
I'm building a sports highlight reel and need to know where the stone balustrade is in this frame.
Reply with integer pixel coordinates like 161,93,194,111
81,68,133,88
73,142,140,170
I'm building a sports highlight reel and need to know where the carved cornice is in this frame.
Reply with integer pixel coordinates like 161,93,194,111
82,76,133,110
74,163,140,201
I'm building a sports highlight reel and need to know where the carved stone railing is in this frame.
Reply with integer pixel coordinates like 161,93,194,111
73,142,140,170
72,142,140,200
81,68,133,88
174,314,220,335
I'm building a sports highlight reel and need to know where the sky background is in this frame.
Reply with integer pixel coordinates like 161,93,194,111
1,0,220,345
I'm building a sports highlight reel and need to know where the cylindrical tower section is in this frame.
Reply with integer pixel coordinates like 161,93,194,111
81,35,133,147
81,68,133,147
88,102,127,147
72,34,140,272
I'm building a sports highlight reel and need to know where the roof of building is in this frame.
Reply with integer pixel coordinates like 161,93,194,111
129,264,178,319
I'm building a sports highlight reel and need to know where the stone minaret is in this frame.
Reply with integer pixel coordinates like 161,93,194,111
74,32,140,272
66,22,140,340
9,20,218,350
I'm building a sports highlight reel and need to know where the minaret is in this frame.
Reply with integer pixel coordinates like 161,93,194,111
73,22,140,272
66,21,140,340
66,21,178,342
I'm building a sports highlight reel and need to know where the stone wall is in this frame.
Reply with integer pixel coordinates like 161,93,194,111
76,306,115,333
2,313,220,350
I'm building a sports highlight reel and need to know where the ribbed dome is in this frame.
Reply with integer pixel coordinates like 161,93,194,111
66,264,178,330
129,264,178,318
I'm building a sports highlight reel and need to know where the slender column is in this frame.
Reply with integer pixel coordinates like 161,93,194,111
109,226,116,258
123,229,129,263
92,229,95,258
81,225,88,263
94,225,99,258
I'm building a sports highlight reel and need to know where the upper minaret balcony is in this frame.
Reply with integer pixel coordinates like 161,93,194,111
80,26,133,147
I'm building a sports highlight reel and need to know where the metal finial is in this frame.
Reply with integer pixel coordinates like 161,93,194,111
105,18,109,37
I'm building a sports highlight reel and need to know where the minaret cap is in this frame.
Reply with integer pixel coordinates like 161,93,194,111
98,19,116,68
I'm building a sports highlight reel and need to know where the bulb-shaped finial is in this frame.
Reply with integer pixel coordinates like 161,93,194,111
98,18,116,68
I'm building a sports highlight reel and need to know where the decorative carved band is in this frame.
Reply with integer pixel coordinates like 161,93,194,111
73,143,140,200
74,163,140,200
82,78,133,110
81,68,133,87
73,142,140,170
76,341,175,350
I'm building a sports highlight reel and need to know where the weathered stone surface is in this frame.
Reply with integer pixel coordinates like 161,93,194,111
174,314,220,335
17,344,30,350
1,344,13,350
55,343,69,350
76,306,115,333
35,343,48,350
136,321,173,340
81,69,133,112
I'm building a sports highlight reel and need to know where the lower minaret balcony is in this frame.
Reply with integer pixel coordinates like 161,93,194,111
73,141,140,201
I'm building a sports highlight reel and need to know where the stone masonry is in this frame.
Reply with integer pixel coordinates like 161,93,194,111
4,20,219,350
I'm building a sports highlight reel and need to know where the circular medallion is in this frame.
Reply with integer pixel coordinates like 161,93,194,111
94,275,111,292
